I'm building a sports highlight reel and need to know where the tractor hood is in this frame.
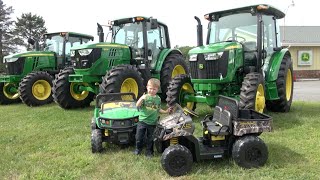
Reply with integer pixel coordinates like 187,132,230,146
3,51,55,63
99,107,139,119
189,42,240,55
70,42,129,51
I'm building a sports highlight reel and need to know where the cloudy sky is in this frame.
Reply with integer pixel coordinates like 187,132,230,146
3,0,313,46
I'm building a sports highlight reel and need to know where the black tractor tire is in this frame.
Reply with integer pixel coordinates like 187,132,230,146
91,129,103,153
0,82,21,104
166,74,196,111
52,68,94,109
161,144,193,177
160,54,189,100
232,135,268,168
239,73,266,113
138,68,152,91
19,71,53,106
266,55,294,112
100,65,144,100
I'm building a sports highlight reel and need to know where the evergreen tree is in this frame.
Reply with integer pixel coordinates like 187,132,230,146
14,12,47,50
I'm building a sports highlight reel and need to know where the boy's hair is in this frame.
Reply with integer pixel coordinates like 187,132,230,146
147,78,160,88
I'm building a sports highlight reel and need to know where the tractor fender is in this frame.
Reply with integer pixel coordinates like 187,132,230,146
265,48,291,82
178,135,201,162
154,49,183,73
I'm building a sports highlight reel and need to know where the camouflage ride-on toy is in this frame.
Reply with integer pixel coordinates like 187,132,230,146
154,95,272,176
91,93,139,153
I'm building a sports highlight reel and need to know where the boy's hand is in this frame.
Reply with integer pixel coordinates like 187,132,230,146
167,106,174,114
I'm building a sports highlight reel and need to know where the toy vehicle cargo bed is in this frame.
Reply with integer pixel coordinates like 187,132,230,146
233,109,272,136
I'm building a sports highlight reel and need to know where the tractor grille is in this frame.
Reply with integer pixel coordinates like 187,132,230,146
6,58,25,75
112,119,135,128
71,48,102,69
190,51,229,79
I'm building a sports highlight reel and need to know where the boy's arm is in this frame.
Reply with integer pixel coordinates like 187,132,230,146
159,107,173,114
136,94,146,108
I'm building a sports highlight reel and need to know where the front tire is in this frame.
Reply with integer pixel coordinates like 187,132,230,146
266,54,293,112
0,82,20,104
166,74,196,110
91,129,103,153
239,73,265,113
161,145,193,177
232,136,268,168
52,68,94,109
19,71,53,106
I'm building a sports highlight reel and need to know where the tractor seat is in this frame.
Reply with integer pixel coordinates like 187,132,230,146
205,109,232,136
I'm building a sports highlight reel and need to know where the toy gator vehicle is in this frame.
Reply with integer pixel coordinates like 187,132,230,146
154,95,272,176
91,93,139,153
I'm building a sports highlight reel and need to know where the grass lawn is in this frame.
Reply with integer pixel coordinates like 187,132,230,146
0,101,319,179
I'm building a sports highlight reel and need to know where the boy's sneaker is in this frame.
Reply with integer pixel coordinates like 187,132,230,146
133,149,141,155
145,152,153,158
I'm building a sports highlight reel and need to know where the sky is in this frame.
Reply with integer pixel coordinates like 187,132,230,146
2,0,314,47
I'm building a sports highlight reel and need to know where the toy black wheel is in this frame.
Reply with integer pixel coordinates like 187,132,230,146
91,129,103,153
266,54,293,112
160,54,189,100
19,71,53,106
100,65,144,100
0,82,21,104
161,144,193,177
232,136,268,168
52,67,94,109
239,73,265,113
166,74,196,111
91,117,97,130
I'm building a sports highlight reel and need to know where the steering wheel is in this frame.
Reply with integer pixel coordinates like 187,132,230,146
227,35,246,43
126,37,139,46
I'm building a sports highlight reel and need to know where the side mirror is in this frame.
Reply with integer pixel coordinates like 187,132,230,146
28,38,35,45
150,18,158,29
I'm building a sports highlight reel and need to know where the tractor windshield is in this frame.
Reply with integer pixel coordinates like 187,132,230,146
112,23,144,49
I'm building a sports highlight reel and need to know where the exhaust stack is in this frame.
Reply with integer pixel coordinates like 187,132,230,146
194,16,203,46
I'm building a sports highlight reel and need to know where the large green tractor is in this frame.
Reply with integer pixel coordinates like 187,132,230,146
0,32,94,106
166,4,294,113
52,16,188,109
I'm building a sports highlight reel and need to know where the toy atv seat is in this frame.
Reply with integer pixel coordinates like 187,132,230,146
202,106,232,136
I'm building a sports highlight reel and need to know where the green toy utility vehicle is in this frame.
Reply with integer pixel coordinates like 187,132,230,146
154,95,272,176
166,4,294,113
91,93,139,153
0,32,93,106
53,16,188,109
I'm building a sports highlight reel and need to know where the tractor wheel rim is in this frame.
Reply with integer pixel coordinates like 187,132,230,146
120,78,138,98
70,82,89,101
32,80,51,100
255,84,265,113
181,83,195,110
171,65,186,78
3,83,19,99
286,69,293,101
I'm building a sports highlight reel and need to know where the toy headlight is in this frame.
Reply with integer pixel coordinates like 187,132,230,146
78,49,93,56
189,54,197,61
204,52,223,60
70,50,75,57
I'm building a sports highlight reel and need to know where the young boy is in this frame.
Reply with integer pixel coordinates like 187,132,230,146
134,78,171,158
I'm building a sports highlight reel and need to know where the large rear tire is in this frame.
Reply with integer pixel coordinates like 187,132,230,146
266,55,293,112
232,136,268,168
52,68,94,109
239,73,265,113
166,74,196,110
100,65,144,100
0,82,20,104
19,71,53,106
160,54,189,100
161,145,193,177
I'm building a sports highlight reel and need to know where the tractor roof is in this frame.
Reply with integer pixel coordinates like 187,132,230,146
43,32,94,40
205,4,285,21
112,16,166,27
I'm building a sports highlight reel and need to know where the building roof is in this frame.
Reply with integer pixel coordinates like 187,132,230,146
280,26,320,46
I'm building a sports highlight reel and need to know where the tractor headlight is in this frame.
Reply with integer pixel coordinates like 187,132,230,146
204,52,223,60
189,54,197,61
78,49,93,56
70,50,75,57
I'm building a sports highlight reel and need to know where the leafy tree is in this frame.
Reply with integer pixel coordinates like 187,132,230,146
14,12,47,50
178,46,195,60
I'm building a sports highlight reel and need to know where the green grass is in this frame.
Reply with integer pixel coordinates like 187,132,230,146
1,101,320,179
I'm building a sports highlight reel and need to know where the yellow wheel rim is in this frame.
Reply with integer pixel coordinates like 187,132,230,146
3,83,19,99
70,82,89,101
171,65,186,78
120,78,138,99
32,80,52,100
255,84,265,113
181,83,195,110
286,69,293,101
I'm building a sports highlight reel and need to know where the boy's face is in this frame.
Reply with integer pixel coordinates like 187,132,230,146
147,84,159,96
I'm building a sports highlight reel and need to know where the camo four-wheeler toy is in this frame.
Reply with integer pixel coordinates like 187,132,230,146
154,95,272,176
91,93,139,153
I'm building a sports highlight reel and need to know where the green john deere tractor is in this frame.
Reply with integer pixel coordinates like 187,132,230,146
0,32,94,106
166,4,294,113
52,16,188,109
